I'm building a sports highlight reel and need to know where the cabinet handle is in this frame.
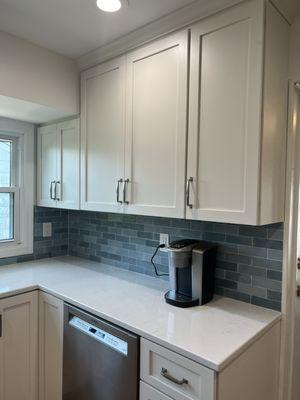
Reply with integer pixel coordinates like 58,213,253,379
116,179,123,203
55,181,60,201
0,314,2,337
186,177,193,208
50,181,56,200
123,179,129,204
161,368,188,386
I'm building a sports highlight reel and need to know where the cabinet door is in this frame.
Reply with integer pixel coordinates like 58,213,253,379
56,119,80,210
37,125,58,207
124,31,188,218
187,1,264,224
39,291,64,400
0,291,38,400
81,57,126,213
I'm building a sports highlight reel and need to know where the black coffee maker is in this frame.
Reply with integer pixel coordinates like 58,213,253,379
165,239,217,308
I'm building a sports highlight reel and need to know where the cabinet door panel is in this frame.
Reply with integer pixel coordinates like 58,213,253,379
187,1,264,224
0,291,38,400
37,125,58,207
125,31,188,218
57,119,80,210
81,57,125,213
39,292,63,400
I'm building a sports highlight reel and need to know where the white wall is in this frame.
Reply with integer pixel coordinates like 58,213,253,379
290,13,300,81
0,31,79,115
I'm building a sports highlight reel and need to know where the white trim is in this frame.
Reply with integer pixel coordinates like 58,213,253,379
77,0,245,71
0,117,34,259
279,82,300,400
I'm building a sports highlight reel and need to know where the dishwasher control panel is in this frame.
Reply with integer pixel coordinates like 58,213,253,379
69,315,128,356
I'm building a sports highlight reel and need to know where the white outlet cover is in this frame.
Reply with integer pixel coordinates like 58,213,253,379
160,233,169,248
43,222,52,238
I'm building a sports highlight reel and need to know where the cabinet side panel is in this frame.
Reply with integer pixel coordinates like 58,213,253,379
259,2,289,224
218,322,281,400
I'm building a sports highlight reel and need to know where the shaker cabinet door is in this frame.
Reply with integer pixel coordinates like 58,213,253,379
37,124,58,207
124,31,188,218
56,119,80,210
81,57,126,213
0,291,38,400
186,1,264,224
39,291,64,400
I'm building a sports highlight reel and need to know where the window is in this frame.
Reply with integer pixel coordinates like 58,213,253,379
0,118,34,259
0,137,18,242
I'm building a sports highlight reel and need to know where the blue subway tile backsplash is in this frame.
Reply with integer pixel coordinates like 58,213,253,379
2,206,284,311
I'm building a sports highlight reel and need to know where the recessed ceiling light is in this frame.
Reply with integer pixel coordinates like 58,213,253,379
96,0,122,12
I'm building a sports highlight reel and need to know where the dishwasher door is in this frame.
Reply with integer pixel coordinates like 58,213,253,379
63,304,139,400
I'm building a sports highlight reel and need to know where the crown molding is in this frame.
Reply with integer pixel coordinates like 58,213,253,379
77,0,245,71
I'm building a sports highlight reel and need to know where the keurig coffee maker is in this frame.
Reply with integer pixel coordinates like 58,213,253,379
165,239,217,308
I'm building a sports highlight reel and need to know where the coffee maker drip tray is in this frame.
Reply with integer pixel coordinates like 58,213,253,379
164,290,199,308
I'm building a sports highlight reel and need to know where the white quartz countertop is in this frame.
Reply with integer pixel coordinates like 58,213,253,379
0,256,281,371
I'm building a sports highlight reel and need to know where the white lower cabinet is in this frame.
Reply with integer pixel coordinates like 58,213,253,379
0,291,38,400
140,338,215,400
140,323,280,400
141,382,173,400
38,291,64,400
0,290,281,400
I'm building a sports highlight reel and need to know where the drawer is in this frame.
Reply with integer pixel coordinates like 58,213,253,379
140,382,173,400
140,338,215,400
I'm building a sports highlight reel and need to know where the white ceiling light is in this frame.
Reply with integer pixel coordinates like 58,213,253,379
96,0,122,12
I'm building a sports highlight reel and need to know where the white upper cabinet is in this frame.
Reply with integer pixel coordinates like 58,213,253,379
37,124,58,208
79,0,288,224
186,0,289,225
81,57,126,213
37,118,80,210
124,31,188,218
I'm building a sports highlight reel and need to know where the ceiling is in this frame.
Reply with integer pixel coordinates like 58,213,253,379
272,0,300,23
0,0,197,59
0,0,299,60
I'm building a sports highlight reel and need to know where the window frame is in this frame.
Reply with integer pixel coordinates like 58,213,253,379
0,119,34,259
0,134,19,244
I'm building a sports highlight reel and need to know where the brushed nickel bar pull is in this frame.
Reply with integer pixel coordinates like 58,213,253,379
186,177,193,208
116,179,123,204
161,368,188,386
55,181,61,201
123,179,129,204
50,181,56,200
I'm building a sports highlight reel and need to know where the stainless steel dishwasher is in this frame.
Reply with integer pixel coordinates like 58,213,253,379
63,304,139,400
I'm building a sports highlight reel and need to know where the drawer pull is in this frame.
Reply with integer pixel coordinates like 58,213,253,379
161,368,188,386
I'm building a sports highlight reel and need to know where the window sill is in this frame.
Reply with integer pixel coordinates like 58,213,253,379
0,241,33,259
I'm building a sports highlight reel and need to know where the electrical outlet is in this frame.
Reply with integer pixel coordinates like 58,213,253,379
43,222,52,238
159,233,169,249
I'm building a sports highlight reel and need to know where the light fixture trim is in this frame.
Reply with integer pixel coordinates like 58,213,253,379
96,0,122,12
